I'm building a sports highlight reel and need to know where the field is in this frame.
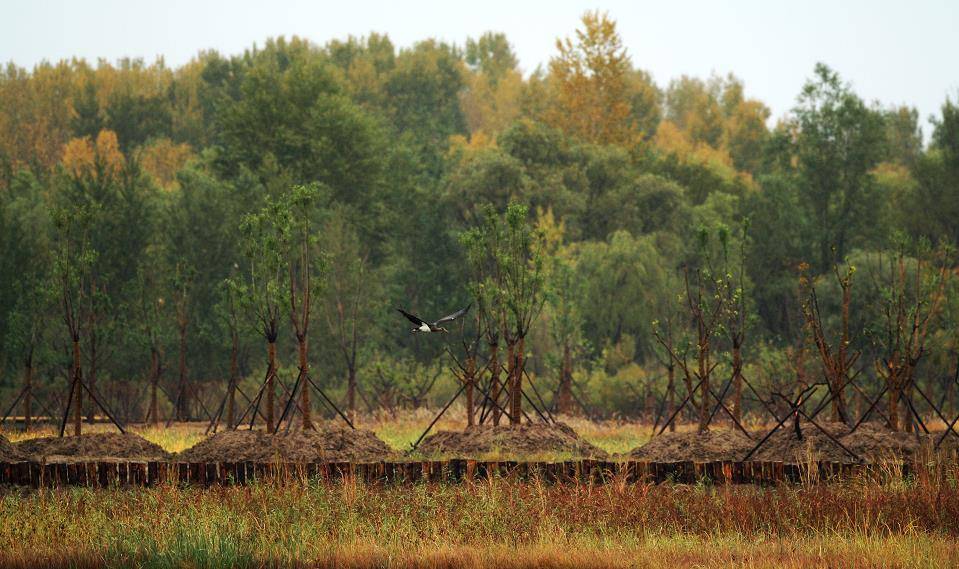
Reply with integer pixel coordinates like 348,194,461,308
2,414,958,568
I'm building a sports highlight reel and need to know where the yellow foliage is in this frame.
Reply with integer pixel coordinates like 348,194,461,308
546,11,638,145
535,206,566,253
61,129,125,181
459,69,523,136
61,136,96,179
447,131,497,164
654,121,750,185
140,138,194,190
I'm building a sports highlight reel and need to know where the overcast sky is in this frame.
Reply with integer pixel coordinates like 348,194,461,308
2,0,957,134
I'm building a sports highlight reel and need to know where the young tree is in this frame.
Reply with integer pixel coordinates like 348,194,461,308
239,206,287,433
871,245,950,431
320,213,375,423
653,230,733,433
273,183,326,430
800,262,858,424
462,204,546,425
217,277,242,429
548,256,584,416
51,205,96,436
132,257,168,427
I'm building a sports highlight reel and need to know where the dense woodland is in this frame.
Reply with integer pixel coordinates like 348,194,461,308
2,13,959,430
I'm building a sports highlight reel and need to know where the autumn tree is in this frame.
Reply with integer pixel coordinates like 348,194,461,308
546,11,636,144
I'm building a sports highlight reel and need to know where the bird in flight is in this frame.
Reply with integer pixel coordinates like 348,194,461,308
396,304,471,333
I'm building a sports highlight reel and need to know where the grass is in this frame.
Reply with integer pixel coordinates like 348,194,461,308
1,475,958,567
3,413,959,567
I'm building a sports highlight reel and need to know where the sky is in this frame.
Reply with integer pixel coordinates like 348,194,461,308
2,0,957,133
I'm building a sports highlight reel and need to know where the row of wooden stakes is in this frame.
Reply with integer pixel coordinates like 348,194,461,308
0,459,933,488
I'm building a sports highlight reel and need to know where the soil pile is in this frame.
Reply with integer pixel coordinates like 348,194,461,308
840,421,927,461
15,433,171,462
745,421,943,464
177,427,396,463
416,422,608,459
0,434,25,461
629,430,754,462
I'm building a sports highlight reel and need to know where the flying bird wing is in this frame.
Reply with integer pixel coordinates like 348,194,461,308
433,303,471,326
396,308,427,326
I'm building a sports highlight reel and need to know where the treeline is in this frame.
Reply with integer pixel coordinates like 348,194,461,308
2,12,959,424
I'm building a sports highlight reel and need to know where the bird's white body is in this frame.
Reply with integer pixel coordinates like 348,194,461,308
417,323,431,333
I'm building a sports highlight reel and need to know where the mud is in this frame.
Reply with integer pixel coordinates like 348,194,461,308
416,422,608,459
14,433,171,463
631,421,959,464
629,429,754,462
0,434,25,462
177,426,396,463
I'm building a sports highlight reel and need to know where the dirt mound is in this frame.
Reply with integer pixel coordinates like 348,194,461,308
629,430,754,462
840,421,927,461
416,422,607,459
750,421,855,463
177,427,396,463
15,433,171,463
1,434,25,461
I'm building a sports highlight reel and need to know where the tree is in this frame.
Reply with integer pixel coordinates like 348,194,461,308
653,228,736,433
462,204,546,425
320,212,378,423
790,64,887,270
51,203,96,436
272,183,326,430
239,202,288,432
870,244,950,431
0,170,52,429
546,254,585,415
546,11,636,144
800,262,858,424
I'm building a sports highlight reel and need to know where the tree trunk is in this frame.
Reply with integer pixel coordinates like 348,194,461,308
509,337,524,425
149,347,159,427
266,341,276,433
888,381,901,431
87,324,98,423
489,342,501,426
347,365,357,424
833,283,851,423
465,355,476,427
732,340,743,424
667,363,676,432
697,323,710,433
23,352,33,430
177,323,188,422
227,335,238,429
72,339,82,436
298,336,311,430
557,342,573,415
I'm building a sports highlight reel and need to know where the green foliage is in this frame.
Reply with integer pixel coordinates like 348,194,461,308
1,24,958,420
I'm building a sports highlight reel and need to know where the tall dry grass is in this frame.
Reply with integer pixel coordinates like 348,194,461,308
1,469,958,568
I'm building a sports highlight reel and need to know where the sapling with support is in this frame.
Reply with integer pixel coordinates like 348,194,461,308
51,205,125,436
460,204,547,427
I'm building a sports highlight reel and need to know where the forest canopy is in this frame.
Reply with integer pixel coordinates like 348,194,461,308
2,12,959,424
